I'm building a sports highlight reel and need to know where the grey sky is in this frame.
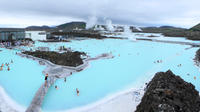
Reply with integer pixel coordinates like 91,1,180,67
0,0,199,28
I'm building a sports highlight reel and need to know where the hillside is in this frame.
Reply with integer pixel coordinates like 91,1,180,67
190,23,200,31
139,24,200,40
26,25,53,30
140,26,186,34
57,22,86,31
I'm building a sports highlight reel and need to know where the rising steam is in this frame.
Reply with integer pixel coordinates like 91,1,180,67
86,16,98,29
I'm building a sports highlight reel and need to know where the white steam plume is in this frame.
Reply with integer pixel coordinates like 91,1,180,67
105,19,114,32
86,16,98,29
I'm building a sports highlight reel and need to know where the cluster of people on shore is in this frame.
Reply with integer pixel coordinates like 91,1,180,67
0,40,34,48
44,72,80,96
0,60,13,71
0,42,12,48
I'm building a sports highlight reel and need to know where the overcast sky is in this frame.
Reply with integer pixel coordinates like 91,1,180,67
0,0,200,28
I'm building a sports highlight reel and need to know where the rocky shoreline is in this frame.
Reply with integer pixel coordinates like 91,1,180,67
50,30,124,40
194,48,200,66
136,70,200,112
39,40,71,42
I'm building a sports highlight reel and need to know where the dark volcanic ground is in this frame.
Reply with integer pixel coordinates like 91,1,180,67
136,70,200,112
23,50,86,67
194,48,200,66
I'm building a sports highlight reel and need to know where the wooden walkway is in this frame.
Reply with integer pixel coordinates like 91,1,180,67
26,77,56,112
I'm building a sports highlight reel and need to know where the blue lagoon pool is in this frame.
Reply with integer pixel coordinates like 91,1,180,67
0,35,200,111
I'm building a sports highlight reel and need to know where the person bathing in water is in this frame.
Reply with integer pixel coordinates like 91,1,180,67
7,66,10,71
76,88,80,96
6,63,9,66
45,73,49,87
55,85,59,90
64,77,66,82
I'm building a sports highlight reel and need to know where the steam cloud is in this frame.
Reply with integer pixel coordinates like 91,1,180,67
86,16,98,29
105,19,115,31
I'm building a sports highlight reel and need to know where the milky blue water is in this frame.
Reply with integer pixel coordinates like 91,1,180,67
41,39,200,111
0,35,200,111
0,48,45,107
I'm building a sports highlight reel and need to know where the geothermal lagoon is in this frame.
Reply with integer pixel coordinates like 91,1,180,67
0,33,200,112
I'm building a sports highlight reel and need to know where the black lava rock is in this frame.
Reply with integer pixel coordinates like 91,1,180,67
194,49,200,66
135,70,200,112
23,50,86,67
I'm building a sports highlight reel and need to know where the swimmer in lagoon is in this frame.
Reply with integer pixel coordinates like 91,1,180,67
7,66,10,71
55,85,58,90
64,77,66,82
76,88,80,96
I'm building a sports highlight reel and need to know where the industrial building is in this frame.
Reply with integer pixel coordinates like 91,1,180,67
0,28,25,41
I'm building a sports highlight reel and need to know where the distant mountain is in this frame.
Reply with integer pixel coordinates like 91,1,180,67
25,22,86,31
189,23,200,31
139,23,200,40
57,22,86,31
140,26,186,34
159,26,176,28
26,25,53,30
